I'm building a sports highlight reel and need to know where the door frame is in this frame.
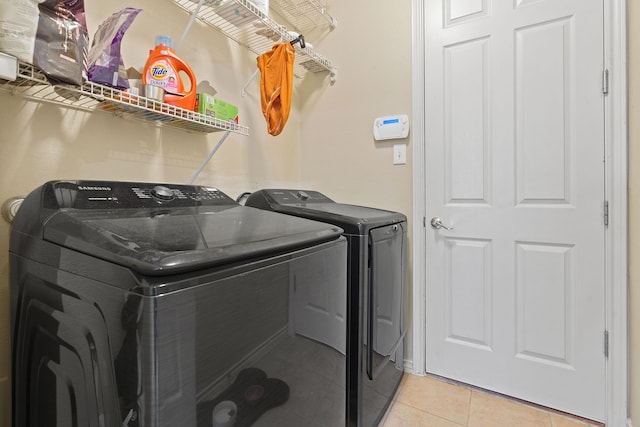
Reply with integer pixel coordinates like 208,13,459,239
409,1,629,425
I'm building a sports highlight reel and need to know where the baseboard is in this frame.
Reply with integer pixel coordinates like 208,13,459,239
402,358,421,375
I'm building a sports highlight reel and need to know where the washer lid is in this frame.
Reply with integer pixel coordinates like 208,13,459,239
44,207,342,275
18,181,344,275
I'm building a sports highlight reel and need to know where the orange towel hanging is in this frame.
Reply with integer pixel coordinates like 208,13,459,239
257,42,295,136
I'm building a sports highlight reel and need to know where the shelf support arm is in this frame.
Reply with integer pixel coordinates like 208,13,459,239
177,0,207,51
241,68,260,97
187,130,231,184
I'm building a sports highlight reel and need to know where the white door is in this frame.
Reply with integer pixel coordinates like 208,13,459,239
425,0,606,421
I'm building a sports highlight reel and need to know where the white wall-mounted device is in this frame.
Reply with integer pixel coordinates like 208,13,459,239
373,114,409,141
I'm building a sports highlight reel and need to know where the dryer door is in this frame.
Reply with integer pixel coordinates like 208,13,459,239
366,222,407,381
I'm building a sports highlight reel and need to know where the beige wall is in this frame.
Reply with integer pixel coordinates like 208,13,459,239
296,1,413,212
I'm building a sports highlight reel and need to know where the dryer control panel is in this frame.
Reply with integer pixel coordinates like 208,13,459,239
43,180,237,209
263,189,334,206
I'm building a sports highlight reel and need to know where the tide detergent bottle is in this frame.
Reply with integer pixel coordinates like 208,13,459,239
142,35,197,110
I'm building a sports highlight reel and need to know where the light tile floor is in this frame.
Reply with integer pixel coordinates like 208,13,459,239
380,374,604,427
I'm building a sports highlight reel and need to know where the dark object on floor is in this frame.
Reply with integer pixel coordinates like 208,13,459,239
198,368,289,427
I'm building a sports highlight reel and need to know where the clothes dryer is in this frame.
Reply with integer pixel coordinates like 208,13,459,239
244,189,407,427
10,180,348,427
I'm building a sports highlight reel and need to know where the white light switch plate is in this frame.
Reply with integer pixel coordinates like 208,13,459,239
393,144,407,165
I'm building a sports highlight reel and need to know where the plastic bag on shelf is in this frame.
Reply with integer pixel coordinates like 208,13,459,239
87,7,141,90
0,0,89,86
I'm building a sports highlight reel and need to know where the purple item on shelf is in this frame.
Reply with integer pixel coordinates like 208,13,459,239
88,7,141,89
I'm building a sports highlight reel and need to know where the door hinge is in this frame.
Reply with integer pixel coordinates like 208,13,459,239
604,201,609,227
604,330,609,358
602,69,609,95
423,216,426,228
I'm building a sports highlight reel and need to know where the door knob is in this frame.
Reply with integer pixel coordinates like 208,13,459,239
430,217,454,230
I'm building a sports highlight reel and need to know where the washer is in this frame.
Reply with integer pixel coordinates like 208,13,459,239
10,180,348,427
244,189,407,427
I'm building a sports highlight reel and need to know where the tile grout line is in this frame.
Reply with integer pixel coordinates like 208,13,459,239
466,388,473,426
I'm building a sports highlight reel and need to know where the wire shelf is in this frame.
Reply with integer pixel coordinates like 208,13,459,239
270,0,337,32
0,61,249,135
172,0,337,81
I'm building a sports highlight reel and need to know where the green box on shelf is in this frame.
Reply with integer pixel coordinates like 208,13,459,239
196,93,239,123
